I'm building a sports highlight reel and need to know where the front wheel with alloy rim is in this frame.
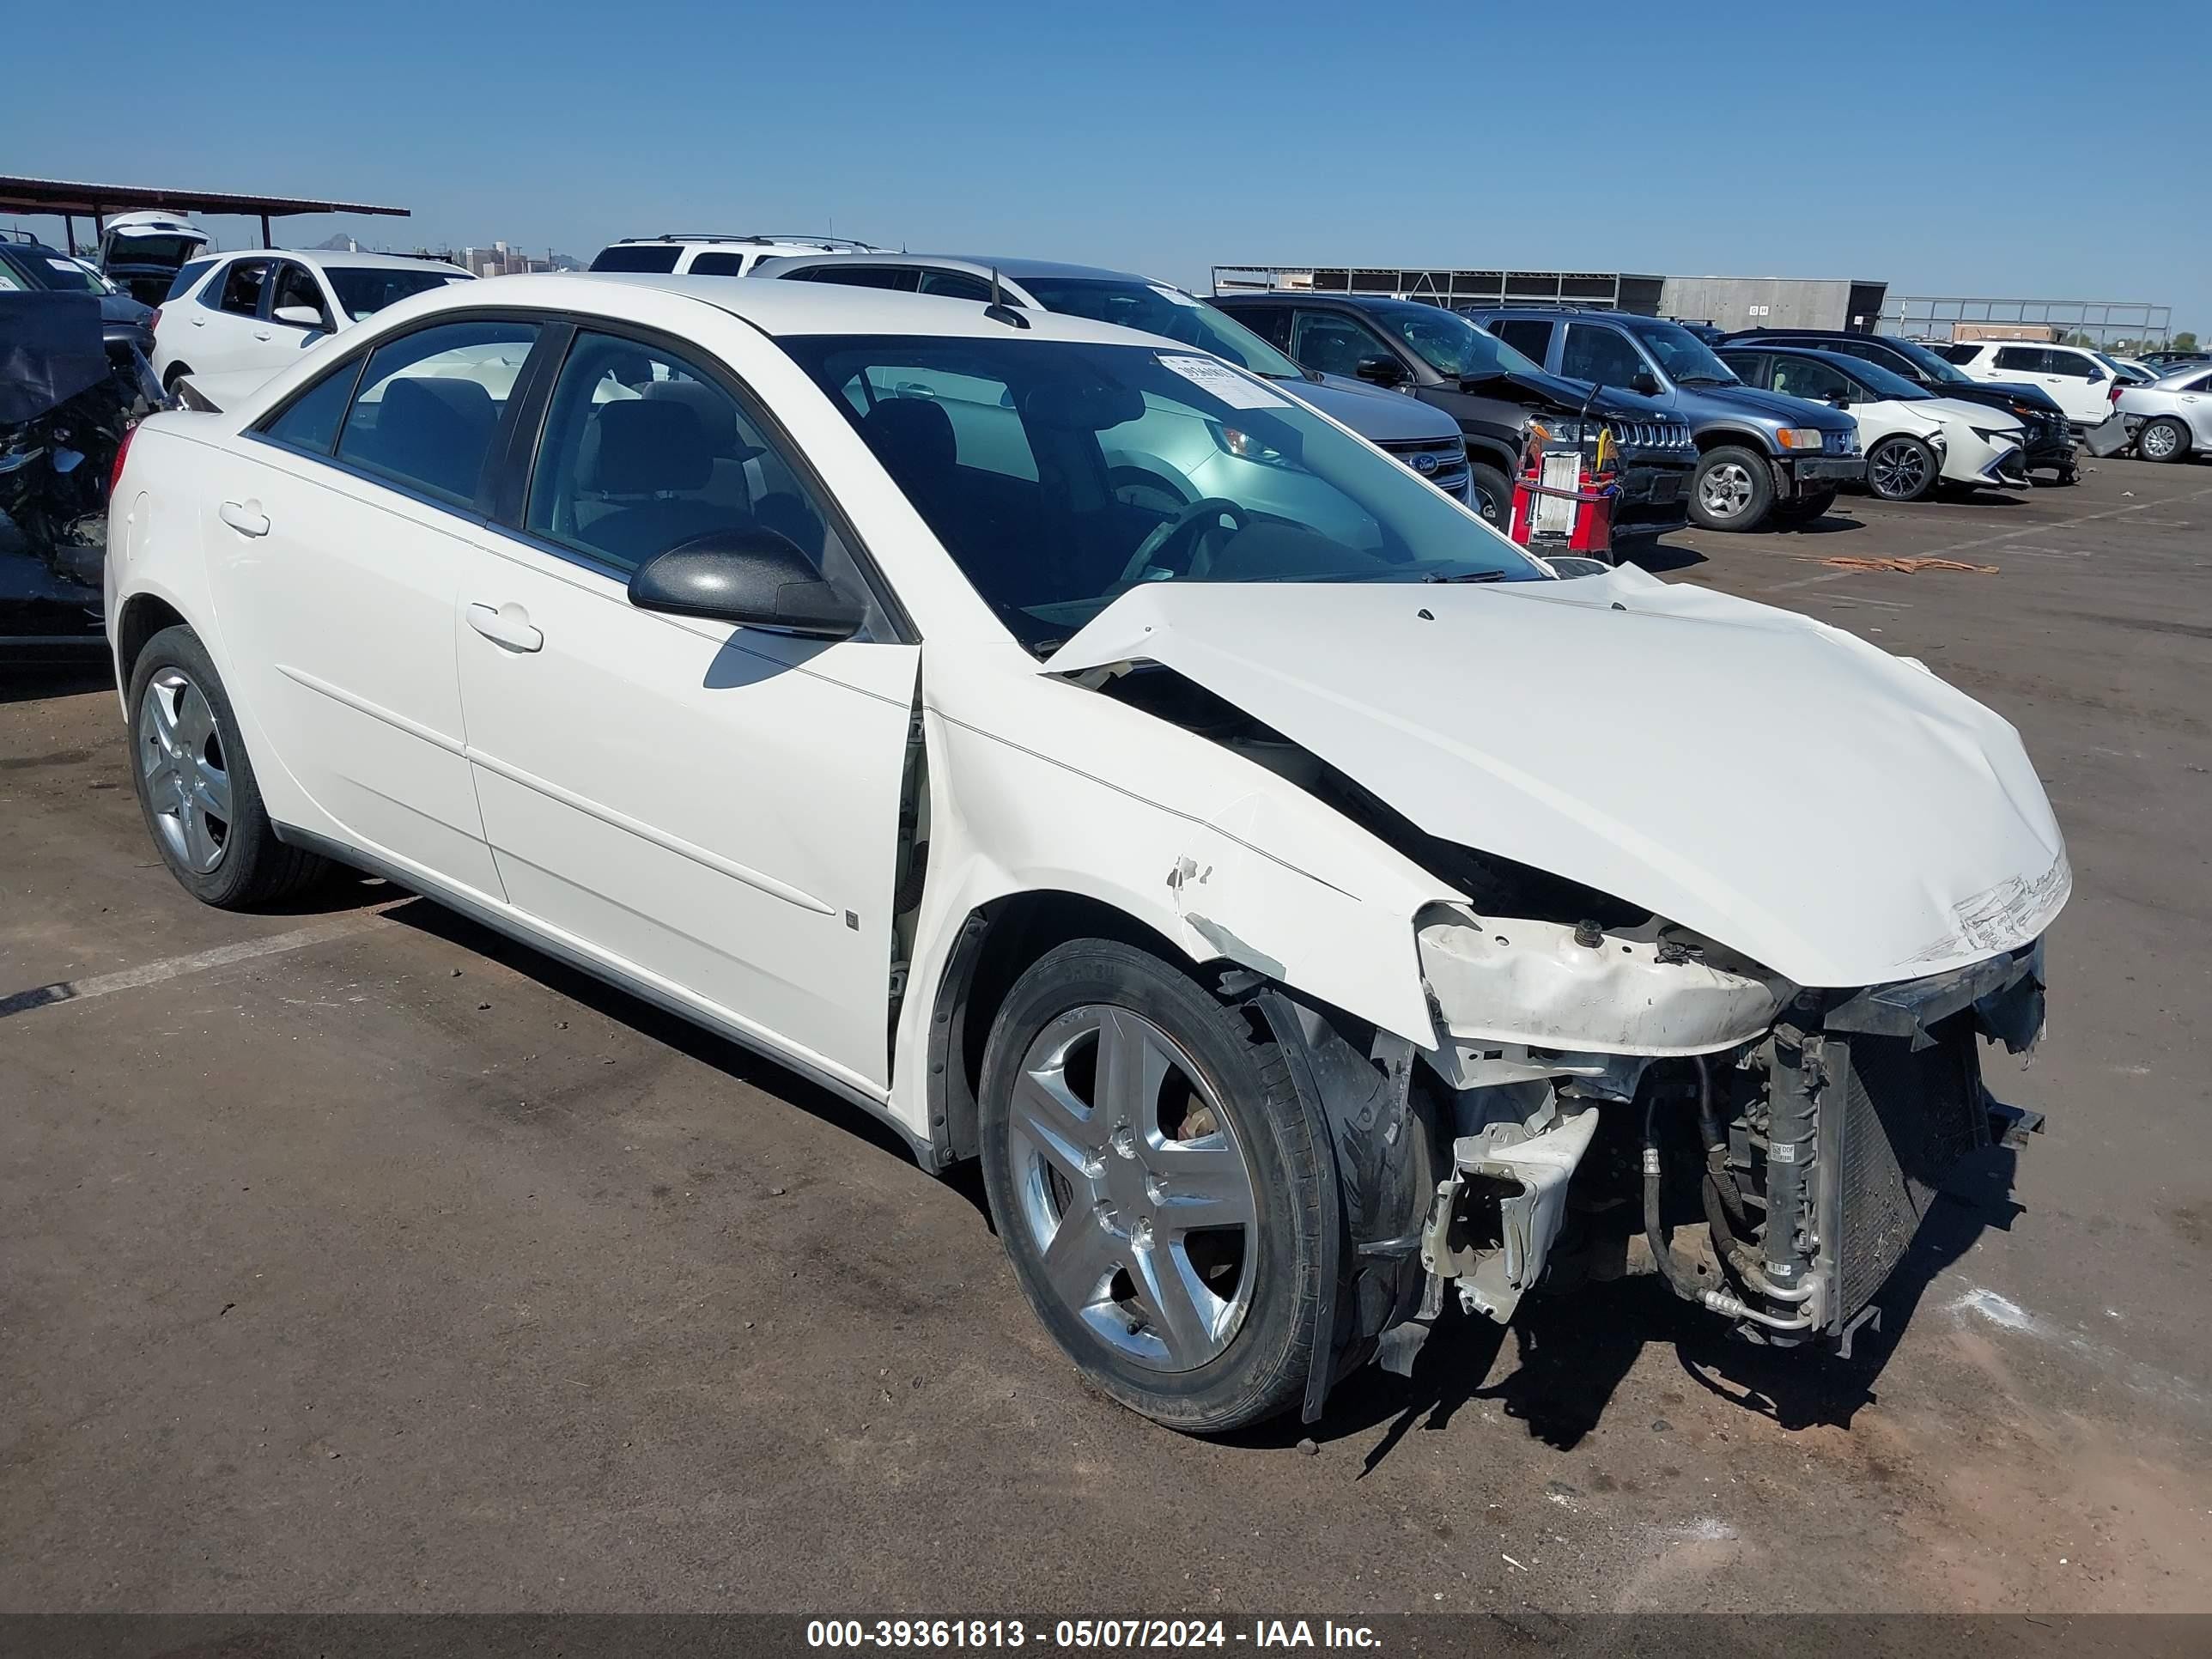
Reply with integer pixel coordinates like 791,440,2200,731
1866,434,1939,501
2136,417,2191,463
978,939,1326,1433
1467,462,1512,527
127,624,330,908
1688,446,1775,532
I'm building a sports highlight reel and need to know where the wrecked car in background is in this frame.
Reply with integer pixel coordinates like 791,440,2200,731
106,274,2068,1434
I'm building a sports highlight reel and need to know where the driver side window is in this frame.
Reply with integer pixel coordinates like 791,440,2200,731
270,263,331,331
1768,356,1854,402
1290,311,1395,379
1561,324,1646,386
216,258,270,318
524,331,858,587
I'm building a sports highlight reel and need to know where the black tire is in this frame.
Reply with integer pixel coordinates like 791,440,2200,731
1771,486,1838,526
977,939,1326,1434
2136,417,2191,464
1466,462,1512,528
1866,434,1939,502
1688,445,1775,532
126,624,329,908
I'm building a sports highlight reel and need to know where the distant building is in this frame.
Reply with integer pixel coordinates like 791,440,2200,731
1212,264,1889,333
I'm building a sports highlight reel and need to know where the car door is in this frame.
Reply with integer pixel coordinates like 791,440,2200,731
1561,321,1650,392
198,314,543,896
2039,346,2114,426
1290,308,1406,383
263,258,338,367
453,324,919,1093
2168,368,2212,447
184,257,275,376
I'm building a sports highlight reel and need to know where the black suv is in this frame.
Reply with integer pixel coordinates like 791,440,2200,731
1722,328,2075,483
0,237,156,365
1214,293,1696,536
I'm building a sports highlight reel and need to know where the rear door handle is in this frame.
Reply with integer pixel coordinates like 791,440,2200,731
218,500,269,537
466,601,543,653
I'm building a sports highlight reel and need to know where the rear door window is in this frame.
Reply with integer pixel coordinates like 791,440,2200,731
798,264,921,291
685,252,746,276
1491,319,1554,363
215,258,270,317
334,319,541,509
1994,346,2049,374
918,269,993,301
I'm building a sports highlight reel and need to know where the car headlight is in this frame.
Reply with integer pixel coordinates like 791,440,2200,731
1528,418,1590,446
1969,426,2014,445
1775,427,1827,450
1209,421,1293,467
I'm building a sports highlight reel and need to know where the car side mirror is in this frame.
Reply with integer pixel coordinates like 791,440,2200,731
629,527,865,640
273,305,327,331
1630,370,1660,396
1355,356,1407,388
1826,389,1851,407
2085,368,2105,383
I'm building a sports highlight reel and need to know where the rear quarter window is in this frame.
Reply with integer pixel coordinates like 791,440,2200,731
588,245,682,273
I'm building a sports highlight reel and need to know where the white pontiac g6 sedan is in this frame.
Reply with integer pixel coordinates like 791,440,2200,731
106,275,2069,1431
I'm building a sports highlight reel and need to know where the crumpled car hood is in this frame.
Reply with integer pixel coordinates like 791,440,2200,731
1044,569,2069,989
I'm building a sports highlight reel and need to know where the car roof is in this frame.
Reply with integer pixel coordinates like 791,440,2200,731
206,247,470,276
1718,343,1875,369
437,270,1191,347
763,252,1169,288
611,234,877,250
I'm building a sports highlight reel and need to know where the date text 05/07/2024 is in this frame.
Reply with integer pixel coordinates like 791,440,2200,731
805,1620,1383,1650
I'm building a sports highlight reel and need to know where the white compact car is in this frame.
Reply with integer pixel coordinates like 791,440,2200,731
1720,345,2027,501
151,250,472,396
1940,340,2122,430
106,275,2067,1432
2116,362,2212,462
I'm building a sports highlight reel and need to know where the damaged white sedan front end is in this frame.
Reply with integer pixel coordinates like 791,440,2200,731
1036,568,2066,1396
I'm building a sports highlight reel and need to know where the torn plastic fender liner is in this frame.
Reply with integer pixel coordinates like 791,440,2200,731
1251,987,1431,1425
1419,910,1791,1057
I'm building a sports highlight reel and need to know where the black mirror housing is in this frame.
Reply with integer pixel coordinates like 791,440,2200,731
1355,356,1407,387
629,528,865,641
1630,370,1661,396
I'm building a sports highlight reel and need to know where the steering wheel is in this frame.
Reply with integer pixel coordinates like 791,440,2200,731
1115,497,1249,588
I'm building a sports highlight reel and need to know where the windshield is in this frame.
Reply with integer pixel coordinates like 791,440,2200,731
1017,277,1306,380
2,248,108,294
786,334,1547,651
1875,336,1972,384
1634,321,1739,386
324,265,469,322
1366,304,1543,380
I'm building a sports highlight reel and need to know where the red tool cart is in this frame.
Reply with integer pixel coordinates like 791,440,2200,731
1506,423,1620,561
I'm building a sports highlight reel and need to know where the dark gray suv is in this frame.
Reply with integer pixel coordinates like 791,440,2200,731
1468,308,1864,532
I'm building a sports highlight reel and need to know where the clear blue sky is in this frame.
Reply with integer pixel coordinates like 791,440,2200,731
6,0,2206,336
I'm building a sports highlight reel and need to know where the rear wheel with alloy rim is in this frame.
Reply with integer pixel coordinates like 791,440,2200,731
2136,417,2190,463
978,939,1324,1432
127,624,329,908
1688,446,1774,532
1867,434,1939,501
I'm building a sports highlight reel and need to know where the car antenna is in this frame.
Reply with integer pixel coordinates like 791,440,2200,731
985,265,1030,330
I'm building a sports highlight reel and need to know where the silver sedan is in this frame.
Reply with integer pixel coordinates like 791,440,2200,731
2118,364,2212,463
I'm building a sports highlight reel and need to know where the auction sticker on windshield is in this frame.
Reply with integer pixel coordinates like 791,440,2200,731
1148,283,1202,308
1157,354,1286,409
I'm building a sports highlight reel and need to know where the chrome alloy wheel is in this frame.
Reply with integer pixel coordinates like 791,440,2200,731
1007,1006,1258,1372
137,667,232,874
1697,459,1757,520
1869,438,1933,499
2138,420,2181,460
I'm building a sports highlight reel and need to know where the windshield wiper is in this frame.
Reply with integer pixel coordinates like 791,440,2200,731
1420,569,1509,584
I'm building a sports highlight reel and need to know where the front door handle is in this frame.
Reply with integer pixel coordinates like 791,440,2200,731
466,601,543,653
218,500,269,537
253,330,273,341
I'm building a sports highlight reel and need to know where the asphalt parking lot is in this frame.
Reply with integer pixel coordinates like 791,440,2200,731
3,458,2209,1615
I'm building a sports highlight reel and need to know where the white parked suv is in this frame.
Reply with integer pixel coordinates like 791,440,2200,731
1718,344,2027,501
586,234,882,277
1938,340,2123,430
105,274,2066,1432
151,249,471,397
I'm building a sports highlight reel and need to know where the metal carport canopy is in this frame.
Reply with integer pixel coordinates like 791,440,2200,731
0,175,407,246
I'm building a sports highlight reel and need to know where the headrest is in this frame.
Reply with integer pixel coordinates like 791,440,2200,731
860,396,957,479
642,379,758,461
580,398,712,495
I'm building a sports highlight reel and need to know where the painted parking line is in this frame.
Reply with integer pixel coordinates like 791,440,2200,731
0,902,405,1019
